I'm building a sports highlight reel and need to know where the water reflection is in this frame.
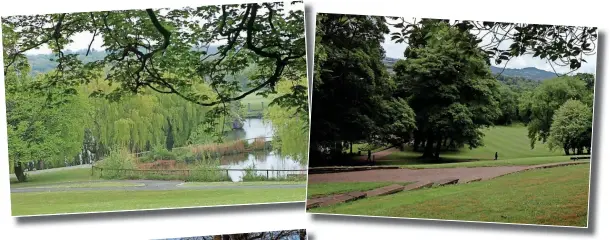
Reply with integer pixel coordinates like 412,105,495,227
221,118,305,182
225,118,274,143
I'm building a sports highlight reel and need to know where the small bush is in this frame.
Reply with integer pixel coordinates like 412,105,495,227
97,149,137,179
186,159,230,182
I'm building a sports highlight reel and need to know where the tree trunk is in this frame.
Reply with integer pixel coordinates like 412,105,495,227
422,134,435,158
413,134,420,152
577,147,583,155
563,145,570,155
434,137,443,160
14,161,26,182
350,142,353,154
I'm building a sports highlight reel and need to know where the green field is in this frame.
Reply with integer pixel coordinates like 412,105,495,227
310,163,590,227
307,182,414,198
27,182,145,189
241,92,270,112
179,181,306,187
10,168,98,188
12,187,306,216
10,167,306,216
378,125,573,168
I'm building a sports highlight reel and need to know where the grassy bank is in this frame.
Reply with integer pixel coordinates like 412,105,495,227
310,164,590,227
12,187,306,216
377,125,573,168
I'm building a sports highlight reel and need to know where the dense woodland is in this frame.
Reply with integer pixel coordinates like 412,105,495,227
310,15,596,166
3,2,308,181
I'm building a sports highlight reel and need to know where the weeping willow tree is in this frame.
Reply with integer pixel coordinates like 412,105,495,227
264,77,309,164
84,77,219,155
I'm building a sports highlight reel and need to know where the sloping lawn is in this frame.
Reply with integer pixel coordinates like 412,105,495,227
310,164,590,227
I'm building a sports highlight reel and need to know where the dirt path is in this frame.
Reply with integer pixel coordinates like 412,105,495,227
356,148,399,161
11,180,305,193
307,161,588,184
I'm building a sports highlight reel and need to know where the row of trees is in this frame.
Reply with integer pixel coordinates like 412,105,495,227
5,69,220,173
310,15,596,166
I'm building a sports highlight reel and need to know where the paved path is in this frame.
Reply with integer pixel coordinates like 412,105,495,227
308,161,589,184
11,180,305,193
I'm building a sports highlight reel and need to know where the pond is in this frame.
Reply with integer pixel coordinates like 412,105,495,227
225,118,275,143
221,118,306,182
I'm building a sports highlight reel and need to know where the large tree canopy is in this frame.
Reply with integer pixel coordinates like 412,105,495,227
393,21,501,159
388,18,598,75
525,75,589,148
2,2,306,110
310,13,393,162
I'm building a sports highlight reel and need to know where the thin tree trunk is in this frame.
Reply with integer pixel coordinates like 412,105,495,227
434,137,443,160
422,134,435,158
413,134,420,152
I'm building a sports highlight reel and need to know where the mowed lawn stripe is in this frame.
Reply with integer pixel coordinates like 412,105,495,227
310,164,590,227
12,187,306,216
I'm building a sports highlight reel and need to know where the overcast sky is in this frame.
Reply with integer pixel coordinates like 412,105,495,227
382,18,598,74
25,12,597,74
25,1,304,55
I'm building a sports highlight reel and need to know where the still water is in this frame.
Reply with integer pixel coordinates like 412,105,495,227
221,118,306,182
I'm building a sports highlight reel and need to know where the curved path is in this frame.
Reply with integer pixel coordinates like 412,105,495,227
308,161,589,184
11,180,305,193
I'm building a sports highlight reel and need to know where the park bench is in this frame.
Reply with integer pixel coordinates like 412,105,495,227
570,156,591,161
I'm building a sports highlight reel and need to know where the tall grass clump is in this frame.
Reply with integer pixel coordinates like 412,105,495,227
190,139,247,157
187,158,230,182
241,164,267,181
96,149,137,179
140,145,177,163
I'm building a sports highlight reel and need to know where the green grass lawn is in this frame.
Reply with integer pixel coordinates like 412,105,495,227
307,182,414,198
380,155,589,169
10,168,99,188
26,182,145,188
179,181,306,187
241,91,270,112
378,125,572,168
310,163,590,227
12,187,306,216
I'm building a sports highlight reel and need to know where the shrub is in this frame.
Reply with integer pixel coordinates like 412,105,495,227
186,159,230,182
97,149,137,179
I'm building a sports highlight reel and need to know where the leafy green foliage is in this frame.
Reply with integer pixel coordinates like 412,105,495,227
525,76,589,148
310,13,397,165
389,18,597,72
393,21,501,159
548,100,592,154
265,77,309,163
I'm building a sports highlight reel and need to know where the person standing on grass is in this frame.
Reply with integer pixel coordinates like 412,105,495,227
495,152,498,160
367,150,372,162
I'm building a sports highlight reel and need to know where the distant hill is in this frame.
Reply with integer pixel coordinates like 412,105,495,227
383,57,558,81
489,66,557,81
21,46,268,91
25,46,219,75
